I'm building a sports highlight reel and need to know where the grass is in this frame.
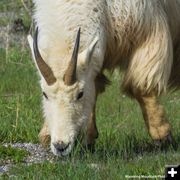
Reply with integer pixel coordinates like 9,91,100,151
0,47,41,143
0,0,23,12
0,145,29,165
0,1,180,179
5,154,178,179
0,0,32,30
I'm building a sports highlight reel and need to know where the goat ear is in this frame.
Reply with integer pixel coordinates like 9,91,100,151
79,36,99,66
27,34,56,85
27,34,41,72
27,35,36,64
27,35,44,77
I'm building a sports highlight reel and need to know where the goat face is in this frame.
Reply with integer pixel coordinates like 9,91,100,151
28,28,99,156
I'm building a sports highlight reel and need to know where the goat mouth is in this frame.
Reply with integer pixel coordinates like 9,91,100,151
51,142,74,157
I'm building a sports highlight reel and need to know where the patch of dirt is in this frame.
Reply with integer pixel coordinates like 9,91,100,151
0,143,102,176
0,143,55,175
3,143,54,163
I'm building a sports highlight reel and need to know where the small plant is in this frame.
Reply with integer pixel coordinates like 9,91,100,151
0,145,29,164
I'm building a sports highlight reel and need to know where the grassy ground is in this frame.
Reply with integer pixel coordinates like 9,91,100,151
0,1,180,179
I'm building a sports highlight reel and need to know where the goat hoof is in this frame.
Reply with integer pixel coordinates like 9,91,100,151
87,144,95,153
166,133,178,150
154,133,177,150
80,144,96,155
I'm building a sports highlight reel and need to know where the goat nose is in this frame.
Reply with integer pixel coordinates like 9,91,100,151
53,142,69,152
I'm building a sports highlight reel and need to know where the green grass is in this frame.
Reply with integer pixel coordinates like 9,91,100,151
0,145,29,165
6,154,179,180
0,0,32,12
0,47,41,143
0,0,32,30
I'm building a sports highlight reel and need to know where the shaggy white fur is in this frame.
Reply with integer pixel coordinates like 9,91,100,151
28,0,180,156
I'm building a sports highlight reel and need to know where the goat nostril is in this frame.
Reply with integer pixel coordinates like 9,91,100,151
53,142,70,152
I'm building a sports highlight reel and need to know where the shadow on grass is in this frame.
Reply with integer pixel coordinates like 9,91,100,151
78,134,180,160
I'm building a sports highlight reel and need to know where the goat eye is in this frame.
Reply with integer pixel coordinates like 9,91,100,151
77,91,84,100
43,92,48,99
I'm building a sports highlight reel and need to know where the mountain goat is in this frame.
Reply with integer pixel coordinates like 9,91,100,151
28,0,180,156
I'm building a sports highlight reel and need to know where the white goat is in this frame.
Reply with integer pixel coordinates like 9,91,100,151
28,0,180,156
